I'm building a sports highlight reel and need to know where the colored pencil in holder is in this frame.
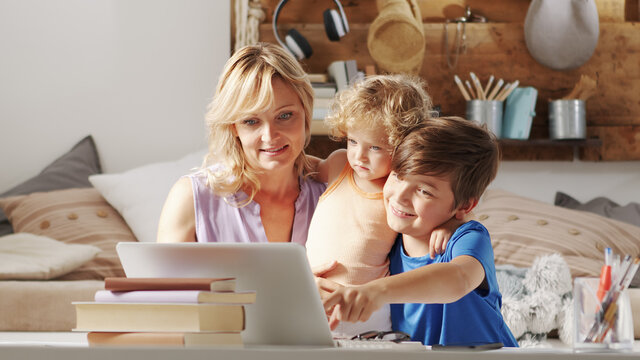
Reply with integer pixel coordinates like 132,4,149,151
454,75,471,101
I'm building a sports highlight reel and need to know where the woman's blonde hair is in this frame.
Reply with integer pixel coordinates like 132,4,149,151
325,74,436,148
202,43,314,204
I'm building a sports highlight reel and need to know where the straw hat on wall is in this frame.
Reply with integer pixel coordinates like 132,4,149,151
367,0,425,74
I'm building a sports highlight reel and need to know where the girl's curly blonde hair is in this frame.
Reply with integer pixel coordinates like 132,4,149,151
325,74,436,148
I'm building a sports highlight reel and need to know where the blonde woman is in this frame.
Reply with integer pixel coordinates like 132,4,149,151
157,43,326,244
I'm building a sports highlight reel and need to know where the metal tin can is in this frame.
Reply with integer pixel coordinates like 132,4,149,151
466,100,503,138
549,100,586,139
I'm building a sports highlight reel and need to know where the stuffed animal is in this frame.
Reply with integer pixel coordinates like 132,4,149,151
497,253,574,347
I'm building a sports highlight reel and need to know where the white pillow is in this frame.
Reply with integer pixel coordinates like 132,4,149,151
89,150,206,243
0,233,101,280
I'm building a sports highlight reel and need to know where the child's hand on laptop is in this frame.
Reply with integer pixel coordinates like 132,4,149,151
312,260,340,298
312,260,346,326
322,283,384,327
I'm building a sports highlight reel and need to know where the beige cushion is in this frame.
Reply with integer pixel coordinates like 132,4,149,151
0,233,100,280
475,189,640,278
0,280,104,331
0,188,137,280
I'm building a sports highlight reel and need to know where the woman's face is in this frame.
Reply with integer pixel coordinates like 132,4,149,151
233,77,306,174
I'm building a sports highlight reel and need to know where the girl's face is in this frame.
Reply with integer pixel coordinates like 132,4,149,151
233,77,306,174
383,171,458,240
346,127,393,182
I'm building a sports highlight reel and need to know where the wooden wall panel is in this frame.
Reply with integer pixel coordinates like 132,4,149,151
259,0,638,24
260,21,640,161
582,126,640,161
250,1,640,160
261,0,531,24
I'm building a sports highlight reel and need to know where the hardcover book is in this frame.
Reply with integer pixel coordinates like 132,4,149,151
313,97,334,109
311,82,337,98
103,277,236,292
74,302,245,332
87,331,243,347
94,290,256,304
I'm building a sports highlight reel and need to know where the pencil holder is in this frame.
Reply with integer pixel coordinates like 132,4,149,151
548,100,586,139
573,277,634,352
466,100,503,138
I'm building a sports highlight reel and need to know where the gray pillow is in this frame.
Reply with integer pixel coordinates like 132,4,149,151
555,192,640,227
555,191,640,288
0,135,102,236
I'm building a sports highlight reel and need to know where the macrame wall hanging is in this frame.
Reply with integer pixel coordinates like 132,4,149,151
234,0,266,52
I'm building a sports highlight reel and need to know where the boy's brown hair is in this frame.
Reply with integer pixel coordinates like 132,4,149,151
325,74,436,149
391,116,500,209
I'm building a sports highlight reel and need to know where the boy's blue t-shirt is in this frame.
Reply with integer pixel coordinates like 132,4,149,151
389,220,518,347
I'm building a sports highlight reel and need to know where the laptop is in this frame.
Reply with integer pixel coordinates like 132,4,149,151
116,242,335,347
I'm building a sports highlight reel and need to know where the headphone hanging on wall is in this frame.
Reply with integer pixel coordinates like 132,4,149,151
272,0,350,60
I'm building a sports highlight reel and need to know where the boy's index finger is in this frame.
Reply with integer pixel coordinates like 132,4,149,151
322,291,344,312
316,277,342,293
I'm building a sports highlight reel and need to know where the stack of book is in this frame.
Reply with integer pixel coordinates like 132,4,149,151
73,277,256,347
310,61,365,135
309,73,337,135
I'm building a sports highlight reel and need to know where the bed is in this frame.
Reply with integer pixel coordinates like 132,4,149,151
1,135,639,347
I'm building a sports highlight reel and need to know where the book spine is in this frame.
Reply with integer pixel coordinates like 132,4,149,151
312,108,329,121
94,290,256,304
312,86,337,98
87,332,243,347
88,332,187,346
344,60,359,86
74,303,244,332
95,290,201,303
104,278,235,292
313,97,334,108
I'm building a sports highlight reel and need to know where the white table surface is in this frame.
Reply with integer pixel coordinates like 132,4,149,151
1,332,639,360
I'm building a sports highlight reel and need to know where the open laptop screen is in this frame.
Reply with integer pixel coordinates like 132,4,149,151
116,242,334,346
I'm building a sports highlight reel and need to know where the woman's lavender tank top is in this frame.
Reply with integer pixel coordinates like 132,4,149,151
187,172,326,245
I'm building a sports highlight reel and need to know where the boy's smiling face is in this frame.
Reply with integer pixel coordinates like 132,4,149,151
383,171,459,241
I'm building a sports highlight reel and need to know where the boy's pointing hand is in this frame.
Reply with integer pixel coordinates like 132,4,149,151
322,283,384,325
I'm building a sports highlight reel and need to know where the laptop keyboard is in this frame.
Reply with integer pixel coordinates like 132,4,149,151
335,339,426,350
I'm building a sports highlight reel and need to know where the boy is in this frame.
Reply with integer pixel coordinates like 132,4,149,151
322,117,518,347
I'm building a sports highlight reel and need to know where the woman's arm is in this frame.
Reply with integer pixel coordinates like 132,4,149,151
156,177,196,243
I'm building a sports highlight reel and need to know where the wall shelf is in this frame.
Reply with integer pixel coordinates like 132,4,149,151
499,138,602,148
307,136,603,161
